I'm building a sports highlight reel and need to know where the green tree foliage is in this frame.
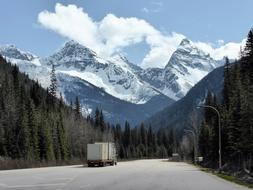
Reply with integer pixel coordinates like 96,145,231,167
198,120,211,162
49,64,57,98
112,122,176,159
0,57,109,167
199,29,253,172
0,55,181,168
74,96,81,118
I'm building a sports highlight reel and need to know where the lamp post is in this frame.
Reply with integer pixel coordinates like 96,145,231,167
197,105,222,170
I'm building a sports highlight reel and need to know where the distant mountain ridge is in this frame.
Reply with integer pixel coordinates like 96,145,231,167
0,42,173,126
144,65,224,134
0,38,223,126
137,38,220,100
41,40,161,104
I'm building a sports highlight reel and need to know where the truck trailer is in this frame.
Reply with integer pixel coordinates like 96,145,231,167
87,142,117,167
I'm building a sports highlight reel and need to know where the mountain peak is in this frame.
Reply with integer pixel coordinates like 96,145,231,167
161,38,219,99
177,38,195,53
43,40,107,69
0,44,36,61
46,40,99,64
62,40,96,56
177,38,210,58
110,54,131,65
179,38,191,46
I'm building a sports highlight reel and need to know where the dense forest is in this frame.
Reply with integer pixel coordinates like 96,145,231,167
90,108,178,159
112,121,177,159
0,56,109,169
0,56,177,169
3,28,252,172
198,29,253,174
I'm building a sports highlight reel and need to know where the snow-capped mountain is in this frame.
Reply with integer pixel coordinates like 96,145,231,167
137,38,221,100
0,45,51,87
0,38,223,125
41,41,159,104
0,42,174,126
0,45,37,61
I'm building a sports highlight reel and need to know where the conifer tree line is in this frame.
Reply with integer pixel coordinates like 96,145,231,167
88,108,178,159
0,55,178,169
111,122,178,159
0,56,108,168
198,29,253,173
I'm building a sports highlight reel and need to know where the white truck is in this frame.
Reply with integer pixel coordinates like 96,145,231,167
87,142,117,167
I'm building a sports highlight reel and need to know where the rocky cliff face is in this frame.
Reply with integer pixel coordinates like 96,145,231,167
137,38,220,100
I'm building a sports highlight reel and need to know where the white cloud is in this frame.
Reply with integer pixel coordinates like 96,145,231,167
217,39,224,45
141,32,185,68
38,3,244,69
194,39,246,60
38,3,101,53
38,3,184,68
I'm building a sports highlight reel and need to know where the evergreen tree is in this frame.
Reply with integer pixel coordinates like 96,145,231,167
94,108,100,128
18,92,30,159
74,96,81,118
223,57,231,108
244,29,253,58
27,98,39,160
99,110,106,131
57,112,68,160
49,64,57,99
198,120,210,161
123,121,131,148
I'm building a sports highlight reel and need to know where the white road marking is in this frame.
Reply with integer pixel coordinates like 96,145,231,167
54,177,74,181
0,183,7,187
5,183,66,188
56,174,80,190
79,184,90,188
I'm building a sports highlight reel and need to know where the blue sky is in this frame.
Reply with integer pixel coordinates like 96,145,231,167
0,0,252,68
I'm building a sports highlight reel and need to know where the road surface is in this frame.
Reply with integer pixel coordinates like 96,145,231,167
0,159,250,190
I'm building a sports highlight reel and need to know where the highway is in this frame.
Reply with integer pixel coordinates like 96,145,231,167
0,159,250,190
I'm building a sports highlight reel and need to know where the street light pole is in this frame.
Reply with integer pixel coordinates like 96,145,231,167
197,105,222,170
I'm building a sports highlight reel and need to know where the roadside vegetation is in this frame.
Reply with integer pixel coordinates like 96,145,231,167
182,29,253,185
0,56,178,169
0,57,110,169
196,165,253,189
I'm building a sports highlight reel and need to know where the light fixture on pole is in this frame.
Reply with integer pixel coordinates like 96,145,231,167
197,105,222,170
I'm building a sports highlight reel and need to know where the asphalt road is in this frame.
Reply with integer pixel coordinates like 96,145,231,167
0,159,250,190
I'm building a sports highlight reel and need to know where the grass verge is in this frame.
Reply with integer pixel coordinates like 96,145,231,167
196,165,253,189
215,172,253,189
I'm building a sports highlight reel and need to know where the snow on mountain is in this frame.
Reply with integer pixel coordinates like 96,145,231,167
0,42,175,126
137,38,222,100
0,38,223,124
42,41,159,104
43,40,107,69
0,45,51,87
57,72,173,126
0,45,37,62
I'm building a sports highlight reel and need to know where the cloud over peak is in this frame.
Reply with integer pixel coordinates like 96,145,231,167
38,3,244,69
